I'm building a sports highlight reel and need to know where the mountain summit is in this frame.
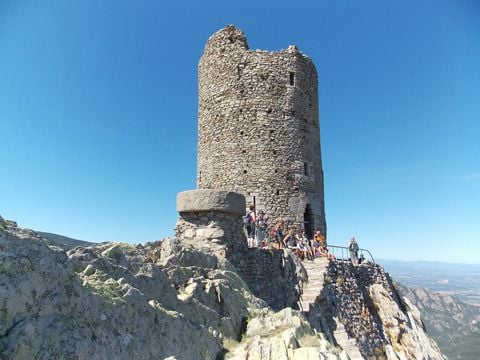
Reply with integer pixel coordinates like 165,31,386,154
0,216,446,359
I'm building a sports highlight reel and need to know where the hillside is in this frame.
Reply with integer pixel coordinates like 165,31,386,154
37,231,98,250
396,283,480,360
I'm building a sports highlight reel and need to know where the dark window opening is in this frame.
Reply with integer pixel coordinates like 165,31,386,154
243,170,247,174
267,108,272,113
240,131,244,135
276,190,280,195
289,72,295,86
270,129,274,134
294,187,299,192
275,169,278,173
242,150,246,154
273,150,277,155
304,163,309,176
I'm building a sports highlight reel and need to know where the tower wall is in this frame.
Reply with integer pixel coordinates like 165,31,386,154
197,25,326,235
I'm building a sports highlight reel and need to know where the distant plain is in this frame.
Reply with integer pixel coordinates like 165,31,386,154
380,259,480,306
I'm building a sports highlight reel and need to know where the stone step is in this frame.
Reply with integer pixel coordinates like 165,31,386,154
300,259,364,359
333,321,364,360
298,258,330,314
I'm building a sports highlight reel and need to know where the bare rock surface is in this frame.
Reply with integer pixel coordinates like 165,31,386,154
0,220,256,359
0,218,447,360
226,308,347,360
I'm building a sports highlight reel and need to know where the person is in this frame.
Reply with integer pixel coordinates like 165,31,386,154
349,236,359,266
311,232,322,257
314,231,336,260
313,231,326,257
284,227,306,259
359,254,365,265
255,210,268,248
283,228,298,250
244,204,256,247
273,219,285,249
299,229,314,260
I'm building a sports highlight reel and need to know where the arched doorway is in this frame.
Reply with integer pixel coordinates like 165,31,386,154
304,204,314,239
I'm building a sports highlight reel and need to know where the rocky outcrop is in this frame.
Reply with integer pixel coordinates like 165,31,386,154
175,189,304,311
0,220,255,359
0,216,447,359
305,260,446,360
227,308,348,360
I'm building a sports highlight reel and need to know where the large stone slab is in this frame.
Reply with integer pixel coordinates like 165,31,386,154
176,189,245,215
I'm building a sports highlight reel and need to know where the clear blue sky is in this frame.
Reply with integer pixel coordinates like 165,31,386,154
1,0,479,263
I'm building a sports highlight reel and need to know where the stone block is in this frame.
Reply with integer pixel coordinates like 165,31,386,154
196,227,224,239
176,189,246,215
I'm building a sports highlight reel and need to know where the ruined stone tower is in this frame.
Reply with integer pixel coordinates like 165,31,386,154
197,25,326,236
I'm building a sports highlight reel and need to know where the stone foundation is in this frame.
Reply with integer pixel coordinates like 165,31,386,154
175,189,301,310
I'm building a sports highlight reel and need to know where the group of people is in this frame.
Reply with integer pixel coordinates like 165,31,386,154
280,227,336,261
244,205,268,248
244,205,364,265
243,205,335,261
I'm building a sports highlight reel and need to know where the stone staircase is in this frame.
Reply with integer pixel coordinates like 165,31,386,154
332,320,364,360
299,258,365,360
299,257,329,312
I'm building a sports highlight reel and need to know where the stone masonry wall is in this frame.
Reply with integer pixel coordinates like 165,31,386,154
175,211,301,310
175,211,245,260
197,25,326,235
175,189,301,310
231,248,302,311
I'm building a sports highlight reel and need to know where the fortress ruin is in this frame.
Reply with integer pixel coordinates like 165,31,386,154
197,25,326,236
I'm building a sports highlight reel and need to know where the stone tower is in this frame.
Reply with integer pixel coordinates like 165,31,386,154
197,25,326,236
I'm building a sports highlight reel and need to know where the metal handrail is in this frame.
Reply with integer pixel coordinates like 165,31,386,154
326,244,375,264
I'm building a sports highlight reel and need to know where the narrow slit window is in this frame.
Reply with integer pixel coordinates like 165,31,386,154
289,72,295,86
304,163,309,176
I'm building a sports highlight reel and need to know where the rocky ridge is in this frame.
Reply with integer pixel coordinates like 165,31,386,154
0,215,446,359
0,218,346,360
